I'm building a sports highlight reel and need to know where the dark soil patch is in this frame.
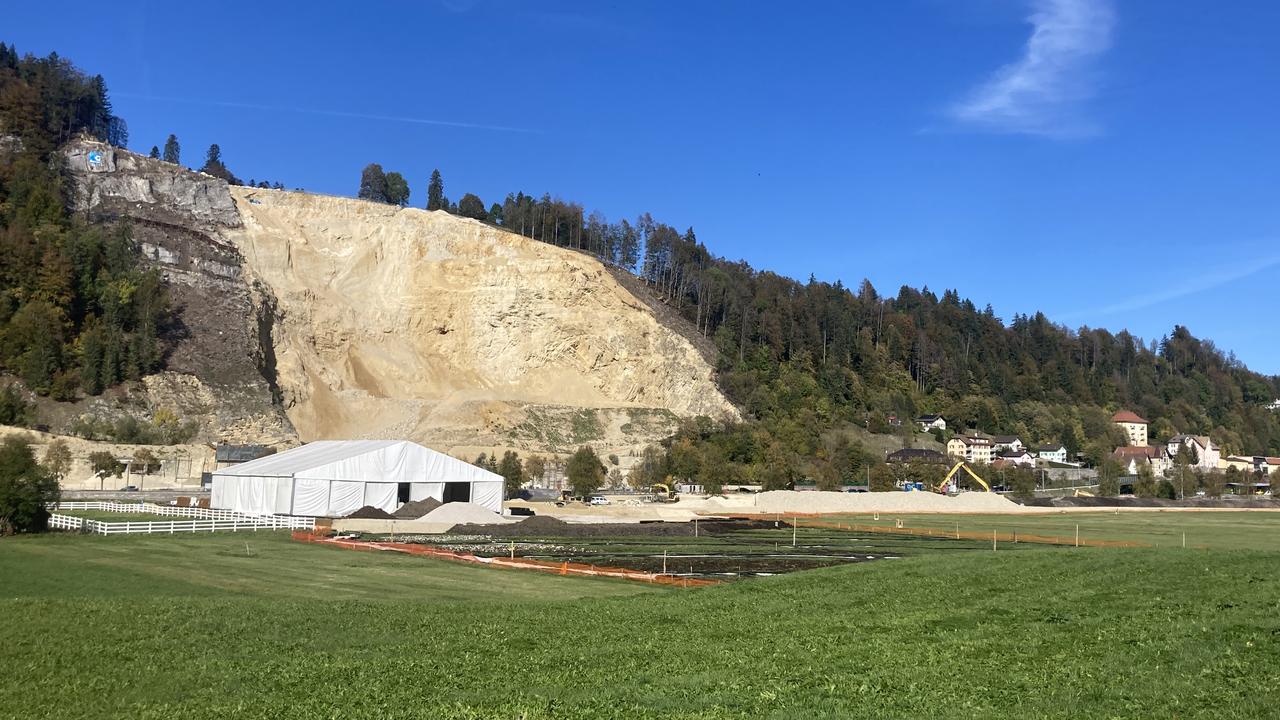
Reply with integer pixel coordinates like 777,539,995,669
346,505,395,519
393,497,442,519
449,516,785,538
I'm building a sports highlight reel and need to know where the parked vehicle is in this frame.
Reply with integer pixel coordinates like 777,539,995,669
588,496,610,506
119,485,139,492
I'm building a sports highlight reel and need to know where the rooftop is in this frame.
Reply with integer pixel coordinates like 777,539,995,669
1111,410,1149,425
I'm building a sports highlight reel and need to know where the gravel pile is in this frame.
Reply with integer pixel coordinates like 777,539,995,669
752,490,1035,514
392,497,443,519
419,501,514,526
345,505,396,519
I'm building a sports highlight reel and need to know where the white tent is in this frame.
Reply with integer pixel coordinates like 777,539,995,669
210,440,504,517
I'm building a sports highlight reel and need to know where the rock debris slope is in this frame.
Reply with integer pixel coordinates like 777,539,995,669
224,187,737,460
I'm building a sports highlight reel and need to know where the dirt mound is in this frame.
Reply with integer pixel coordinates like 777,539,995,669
753,490,1035,514
420,502,513,526
448,517,780,538
393,497,443,519
346,505,395,519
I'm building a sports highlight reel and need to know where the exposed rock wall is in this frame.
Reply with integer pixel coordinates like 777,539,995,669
63,140,294,443
61,139,739,462
224,187,738,460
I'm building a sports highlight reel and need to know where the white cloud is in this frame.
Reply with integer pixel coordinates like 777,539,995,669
950,0,1115,138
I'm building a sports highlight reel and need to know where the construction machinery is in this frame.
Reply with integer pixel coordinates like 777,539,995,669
650,483,679,503
936,461,992,494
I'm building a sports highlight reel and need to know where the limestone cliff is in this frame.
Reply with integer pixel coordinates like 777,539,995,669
225,187,737,464
61,140,737,464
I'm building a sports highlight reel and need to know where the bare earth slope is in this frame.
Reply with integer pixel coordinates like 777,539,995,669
224,187,737,462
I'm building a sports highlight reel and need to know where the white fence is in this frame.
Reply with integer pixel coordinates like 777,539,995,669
49,501,315,535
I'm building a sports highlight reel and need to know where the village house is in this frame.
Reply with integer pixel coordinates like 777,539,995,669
1165,435,1221,471
1223,455,1279,475
947,435,994,464
916,414,947,432
1111,410,1149,447
997,450,1036,468
991,435,1024,453
1035,444,1069,464
1112,445,1171,475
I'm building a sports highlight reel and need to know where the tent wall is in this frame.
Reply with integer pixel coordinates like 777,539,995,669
328,480,365,517
469,480,503,513
363,482,397,512
293,478,329,516
212,440,506,517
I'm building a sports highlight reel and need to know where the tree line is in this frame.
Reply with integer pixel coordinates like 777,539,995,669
0,46,174,401
413,170,1280,482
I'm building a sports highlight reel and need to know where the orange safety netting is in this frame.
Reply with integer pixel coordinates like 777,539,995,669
291,531,720,587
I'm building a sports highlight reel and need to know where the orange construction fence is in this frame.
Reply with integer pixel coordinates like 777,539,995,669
291,531,720,588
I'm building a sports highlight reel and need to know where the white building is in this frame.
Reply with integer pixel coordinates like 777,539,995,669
992,435,1024,454
1111,411,1149,447
1166,435,1221,472
916,414,947,432
1036,445,1068,464
211,440,504,517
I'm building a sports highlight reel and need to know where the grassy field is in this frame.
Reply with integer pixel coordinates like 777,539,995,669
819,510,1280,551
3,529,1279,718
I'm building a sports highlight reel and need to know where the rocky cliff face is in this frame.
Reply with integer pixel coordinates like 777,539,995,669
64,140,294,444
62,139,738,463
225,187,737,463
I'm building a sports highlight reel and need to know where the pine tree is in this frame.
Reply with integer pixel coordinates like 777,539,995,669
162,134,180,164
148,146,159,159
458,193,485,220
426,169,445,211
384,171,410,206
358,164,389,203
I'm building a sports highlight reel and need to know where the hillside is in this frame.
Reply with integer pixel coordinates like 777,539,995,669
59,139,735,466
226,184,737,461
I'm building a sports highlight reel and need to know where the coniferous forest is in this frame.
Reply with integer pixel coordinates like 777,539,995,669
0,44,170,401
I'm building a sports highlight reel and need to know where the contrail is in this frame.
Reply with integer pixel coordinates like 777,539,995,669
1057,252,1280,321
115,92,536,134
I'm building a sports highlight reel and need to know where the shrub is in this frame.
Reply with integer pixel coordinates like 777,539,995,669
0,436,59,534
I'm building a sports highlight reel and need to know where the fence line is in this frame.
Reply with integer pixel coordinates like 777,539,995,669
52,501,315,530
714,513,1149,549
292,532,720,588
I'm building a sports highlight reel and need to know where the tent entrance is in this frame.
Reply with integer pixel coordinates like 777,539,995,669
443,481,471,503
397,482,411,504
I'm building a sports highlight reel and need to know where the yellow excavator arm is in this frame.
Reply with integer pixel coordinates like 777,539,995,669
937,461,992,493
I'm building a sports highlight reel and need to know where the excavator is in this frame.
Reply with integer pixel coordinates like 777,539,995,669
650,483,679,503
935,461,992,494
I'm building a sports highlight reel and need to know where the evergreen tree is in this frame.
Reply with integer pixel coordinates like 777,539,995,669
199,144,239,184
426,169,445,211
358,164,389,203
458,193,486,220
148,146,159,159
384,171,410,206
162,134,180,164
497,450,524,498
566,446,605,499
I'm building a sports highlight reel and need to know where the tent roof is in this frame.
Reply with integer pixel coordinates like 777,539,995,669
211,440,499,482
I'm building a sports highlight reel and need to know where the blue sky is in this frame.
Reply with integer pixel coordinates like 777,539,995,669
10,0,1280,373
